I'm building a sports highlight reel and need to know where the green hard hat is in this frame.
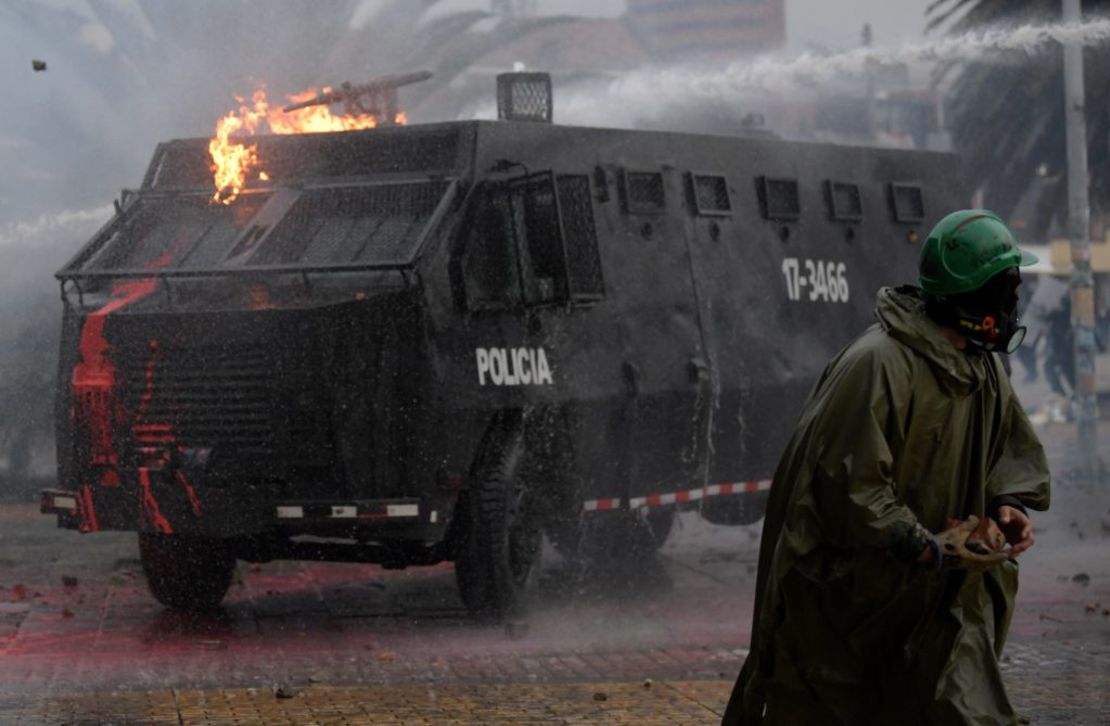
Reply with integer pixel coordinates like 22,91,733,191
919,209,1038,296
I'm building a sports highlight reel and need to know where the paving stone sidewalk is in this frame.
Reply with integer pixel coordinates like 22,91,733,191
0,421,1107,724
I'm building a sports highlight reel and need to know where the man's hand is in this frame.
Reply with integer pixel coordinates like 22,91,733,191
996,505,1035,558
924,516,1009,571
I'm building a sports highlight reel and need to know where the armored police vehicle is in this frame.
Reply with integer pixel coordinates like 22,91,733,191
42,74,968,616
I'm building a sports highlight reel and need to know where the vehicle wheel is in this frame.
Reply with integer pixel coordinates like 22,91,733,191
547,510,585,562
138,533,235,610
455,427,541,619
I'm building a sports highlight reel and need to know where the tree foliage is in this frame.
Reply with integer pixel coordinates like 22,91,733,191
929,0,1110,240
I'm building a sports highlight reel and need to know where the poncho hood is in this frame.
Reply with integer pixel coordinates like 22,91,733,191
875,285,985,396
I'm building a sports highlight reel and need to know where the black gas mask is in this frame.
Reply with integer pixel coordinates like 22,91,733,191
925,267,1026,354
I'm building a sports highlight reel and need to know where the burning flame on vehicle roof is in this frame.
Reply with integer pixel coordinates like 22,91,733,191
209,71,431,204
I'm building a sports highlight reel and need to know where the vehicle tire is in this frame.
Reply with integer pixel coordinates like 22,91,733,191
138,533,235,610
455,426,541,620
547,510,585,561
452,492,491,613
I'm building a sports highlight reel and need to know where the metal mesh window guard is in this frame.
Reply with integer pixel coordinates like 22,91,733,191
497,72,553,123
758,176,801,221
826,181,863,221
690,174,731,215
461,189,521,309
85,194,270,271
624,171,666,214
516,175,565,304
557,175,604,299
462,172,604,309
251,182,449,265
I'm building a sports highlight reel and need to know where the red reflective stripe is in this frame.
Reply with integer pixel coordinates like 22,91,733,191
583,478,772,511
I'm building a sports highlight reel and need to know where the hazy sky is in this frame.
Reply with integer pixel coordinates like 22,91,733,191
433,0,934,52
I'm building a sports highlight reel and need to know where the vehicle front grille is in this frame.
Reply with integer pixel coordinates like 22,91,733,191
118,342,275,454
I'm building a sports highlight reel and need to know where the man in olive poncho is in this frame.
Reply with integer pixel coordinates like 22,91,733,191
723,210,1051,725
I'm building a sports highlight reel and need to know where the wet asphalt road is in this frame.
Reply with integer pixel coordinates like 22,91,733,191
0,421,1108,723
0,503,759,697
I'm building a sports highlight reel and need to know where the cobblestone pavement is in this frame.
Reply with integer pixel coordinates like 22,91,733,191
4,680,734,724
0,422,1107,724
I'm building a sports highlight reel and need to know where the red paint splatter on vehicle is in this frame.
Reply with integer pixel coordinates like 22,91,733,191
131,338,204,522
72,283,155,468
139,467,173,534
176,470,203,517
78,484,99,533
133,338,161,424
70,227,193,533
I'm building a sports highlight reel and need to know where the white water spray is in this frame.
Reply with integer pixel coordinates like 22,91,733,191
550,19,1110,128
0,205,113,248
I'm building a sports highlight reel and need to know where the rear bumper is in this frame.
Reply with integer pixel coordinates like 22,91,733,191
40,488,82,529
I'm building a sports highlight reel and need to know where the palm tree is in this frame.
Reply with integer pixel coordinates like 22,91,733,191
928,0,1110,241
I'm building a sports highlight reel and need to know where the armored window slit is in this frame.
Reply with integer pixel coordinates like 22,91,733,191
622,170,666,214
889,183,925,224
689,173,731,216
825,181,863,221
757,176,801,221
